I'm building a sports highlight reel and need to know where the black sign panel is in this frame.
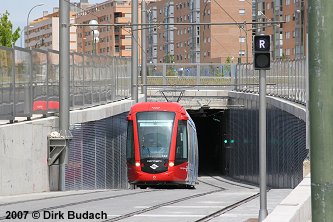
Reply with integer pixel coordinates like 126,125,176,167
253,35,271,70
254,35,270,52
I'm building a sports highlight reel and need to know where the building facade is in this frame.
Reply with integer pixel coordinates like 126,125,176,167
76,0,141,57
258,0,307,60
25,9,77,52
147,0,253,64
24,1,92,51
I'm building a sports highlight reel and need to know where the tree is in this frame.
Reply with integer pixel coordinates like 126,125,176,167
223,56,232,76
0,11,20,47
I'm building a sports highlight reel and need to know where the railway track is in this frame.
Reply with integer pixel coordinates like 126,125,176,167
195,192,261,222
101,188,225,222
102,178,258,222
0,177,262,221
0,190,156,221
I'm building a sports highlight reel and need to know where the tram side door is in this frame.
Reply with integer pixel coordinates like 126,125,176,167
187,124,194,183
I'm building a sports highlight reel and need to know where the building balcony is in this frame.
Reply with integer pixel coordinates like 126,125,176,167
115,17,130,24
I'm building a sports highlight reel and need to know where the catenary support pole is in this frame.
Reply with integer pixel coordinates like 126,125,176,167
309,0,333,221
141,0,147,101
59,0,70,191
259,69,268,221
131,0,138,102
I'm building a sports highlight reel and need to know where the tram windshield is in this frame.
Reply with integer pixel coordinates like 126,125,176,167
137,112,175,159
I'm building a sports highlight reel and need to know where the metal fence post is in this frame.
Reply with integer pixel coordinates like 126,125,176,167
11,48,16,123
163,64,167,89
196,64,200,87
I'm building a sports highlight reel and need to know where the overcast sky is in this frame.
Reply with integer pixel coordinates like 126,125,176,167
1,0,102,45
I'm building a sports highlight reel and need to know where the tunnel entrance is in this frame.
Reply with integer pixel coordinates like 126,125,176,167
187,108,228,176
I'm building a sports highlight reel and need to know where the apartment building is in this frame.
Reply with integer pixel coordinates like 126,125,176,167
209,0,253,63
258,0,307,60
76,0,141,57
147,0,253,64
25,0,91,51
25,9,78,51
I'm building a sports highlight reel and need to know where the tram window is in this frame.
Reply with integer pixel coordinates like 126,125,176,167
137,112,175,159
126,121,134,161
176,120,188,164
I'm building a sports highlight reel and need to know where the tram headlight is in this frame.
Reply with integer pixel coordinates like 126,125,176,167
169,162,174,167
135,162,141,167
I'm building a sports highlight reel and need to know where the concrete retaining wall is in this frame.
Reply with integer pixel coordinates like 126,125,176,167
0,98,139,196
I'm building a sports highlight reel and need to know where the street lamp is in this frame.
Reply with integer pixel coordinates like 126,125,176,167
89,19,99,54
295,8,303,58
27,3,44,49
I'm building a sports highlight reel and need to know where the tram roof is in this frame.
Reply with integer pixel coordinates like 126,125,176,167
129,102,187,114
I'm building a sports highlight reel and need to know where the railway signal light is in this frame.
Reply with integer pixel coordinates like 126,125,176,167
224,134,235,144
254,35,271,70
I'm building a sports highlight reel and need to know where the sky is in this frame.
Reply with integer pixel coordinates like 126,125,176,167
1,0,102,45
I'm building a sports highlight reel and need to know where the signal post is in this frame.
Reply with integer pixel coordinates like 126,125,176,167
253,35,270,221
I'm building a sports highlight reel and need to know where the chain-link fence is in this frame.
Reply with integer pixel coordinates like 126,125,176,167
140,60,307,106
236,58,306,104
0,46,131,122
65,112,128,190
225,98,307,188
142,63,235,90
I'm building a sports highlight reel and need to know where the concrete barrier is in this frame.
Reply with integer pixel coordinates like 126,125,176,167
263,174,311,222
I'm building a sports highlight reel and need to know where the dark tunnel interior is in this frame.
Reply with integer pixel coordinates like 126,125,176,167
187,108,228,176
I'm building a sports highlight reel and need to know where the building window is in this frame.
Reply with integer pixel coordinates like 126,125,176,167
239,36,246,43
285,15,291,22
286,48,290,56
285,32,291,39
239,9,245,15
239,50,245,56
286,0,290,5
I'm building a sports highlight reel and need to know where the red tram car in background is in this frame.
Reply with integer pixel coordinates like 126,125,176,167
126,102,199,188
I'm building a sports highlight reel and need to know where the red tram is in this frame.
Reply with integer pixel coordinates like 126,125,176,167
126,102,199,188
